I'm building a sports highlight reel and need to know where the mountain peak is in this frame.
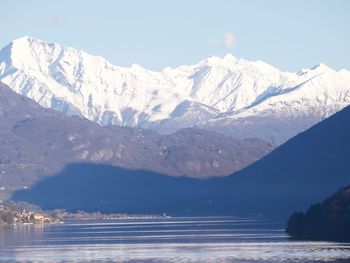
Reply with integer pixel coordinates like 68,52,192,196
202,53,237,65
223,53,236,61
12,35,30,42
298,63,334,76
11,36,41,47
311,63,333,72
200,55,221,65
131,63,146,71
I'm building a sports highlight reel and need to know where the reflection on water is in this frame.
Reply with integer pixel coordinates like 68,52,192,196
0,217,349,262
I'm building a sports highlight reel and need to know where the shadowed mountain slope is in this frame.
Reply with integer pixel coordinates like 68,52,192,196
0,82,273,199
216,103,350,214
12,164,210,214
11,105,350,217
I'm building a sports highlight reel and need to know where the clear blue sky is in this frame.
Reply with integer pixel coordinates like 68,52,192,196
1,0,349,71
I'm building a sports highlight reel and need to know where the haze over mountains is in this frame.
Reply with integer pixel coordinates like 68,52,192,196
0,82,273,199
1,37,350,144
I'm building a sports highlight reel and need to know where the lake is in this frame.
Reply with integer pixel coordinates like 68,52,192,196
0,216,350,262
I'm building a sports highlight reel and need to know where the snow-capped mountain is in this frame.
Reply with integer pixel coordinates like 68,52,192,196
1,36,350,144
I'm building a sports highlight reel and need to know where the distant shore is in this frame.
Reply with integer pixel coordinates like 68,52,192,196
55,210,170,222
0,203,59,225
0,202,169,226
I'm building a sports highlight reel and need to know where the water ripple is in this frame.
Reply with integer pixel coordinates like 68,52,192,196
1,217,349,262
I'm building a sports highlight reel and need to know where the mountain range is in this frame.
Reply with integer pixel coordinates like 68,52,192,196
1,37,350,144
12,103,350,216
1,36,350,218
0,82,273,199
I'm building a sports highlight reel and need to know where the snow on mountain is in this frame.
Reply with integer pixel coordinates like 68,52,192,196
1,36,350,144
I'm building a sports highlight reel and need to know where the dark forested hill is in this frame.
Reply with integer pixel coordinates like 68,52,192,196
286,185,350,241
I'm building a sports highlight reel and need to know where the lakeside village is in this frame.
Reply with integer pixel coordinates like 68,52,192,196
0,202,58,225
0,201,169,226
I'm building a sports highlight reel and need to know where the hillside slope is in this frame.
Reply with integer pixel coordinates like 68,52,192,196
216,103,350,214
0,82,273,199
286,185,350,241
12,105,350,216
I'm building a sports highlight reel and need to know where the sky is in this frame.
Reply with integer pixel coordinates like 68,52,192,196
1,0,349,72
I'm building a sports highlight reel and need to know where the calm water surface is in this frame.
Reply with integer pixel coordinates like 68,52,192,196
0,216,350,262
